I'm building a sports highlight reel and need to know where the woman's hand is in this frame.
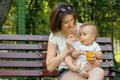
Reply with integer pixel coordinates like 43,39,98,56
66,34,77,49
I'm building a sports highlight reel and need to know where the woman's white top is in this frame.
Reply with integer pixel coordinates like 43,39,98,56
48,23,82,70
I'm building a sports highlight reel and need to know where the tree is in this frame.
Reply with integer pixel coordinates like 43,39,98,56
0,0,13,30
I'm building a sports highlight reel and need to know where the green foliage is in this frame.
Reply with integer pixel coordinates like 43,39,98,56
2,0,120,38
25,0,51,35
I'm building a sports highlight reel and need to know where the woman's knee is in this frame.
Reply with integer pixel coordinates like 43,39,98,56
89,67,104,74
61,71,87,80
95,67,104,73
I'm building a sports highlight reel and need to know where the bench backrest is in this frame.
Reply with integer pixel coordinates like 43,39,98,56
0,34,114,79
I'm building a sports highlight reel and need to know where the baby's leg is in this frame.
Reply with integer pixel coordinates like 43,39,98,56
79,61,103,79
65,55,81,72
79,69,89,78
79,63,95,78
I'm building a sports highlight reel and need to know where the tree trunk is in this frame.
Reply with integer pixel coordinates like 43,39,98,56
0,0,13,30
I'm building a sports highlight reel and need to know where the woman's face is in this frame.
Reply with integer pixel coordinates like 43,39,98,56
79,26,95,46
61,14,75,33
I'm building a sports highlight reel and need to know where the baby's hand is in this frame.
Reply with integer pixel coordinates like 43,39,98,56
87,54,96,64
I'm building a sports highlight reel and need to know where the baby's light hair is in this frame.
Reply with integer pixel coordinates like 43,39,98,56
79,22,98,40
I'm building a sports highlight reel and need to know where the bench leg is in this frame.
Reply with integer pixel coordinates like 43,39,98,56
39,77,43,80
109,77,114,80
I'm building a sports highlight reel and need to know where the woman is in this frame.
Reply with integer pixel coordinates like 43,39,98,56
46,2,104,80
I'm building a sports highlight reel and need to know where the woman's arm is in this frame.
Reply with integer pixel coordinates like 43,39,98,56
46,41,70,72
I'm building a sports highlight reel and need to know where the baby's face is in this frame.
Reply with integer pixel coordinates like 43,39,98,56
79,26,95,46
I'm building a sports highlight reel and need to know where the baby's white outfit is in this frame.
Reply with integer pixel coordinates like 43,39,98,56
72,41,101,72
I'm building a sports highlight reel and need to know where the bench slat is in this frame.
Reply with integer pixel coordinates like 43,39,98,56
96,37,112,43
0,52,46,59
0,61,114,68
104,70,115,77
0,52,113,60
101,62,114,68
0,44,112,51
0,35,111,43
0,70,114,77
100,45,112,52
102,53,113,60
0,34,49,42
0,70,58,77
0,44,47,50
0,61,46,67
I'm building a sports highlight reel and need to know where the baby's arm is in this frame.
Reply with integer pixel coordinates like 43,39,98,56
94,43,103,66
87,50,102,66
94,50,102,67
71,50,85,59
96,50,102,60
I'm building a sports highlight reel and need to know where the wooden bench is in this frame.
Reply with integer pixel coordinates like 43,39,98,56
0,34,119,80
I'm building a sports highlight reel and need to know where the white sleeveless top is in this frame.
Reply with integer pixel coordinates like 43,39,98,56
49,23,82,70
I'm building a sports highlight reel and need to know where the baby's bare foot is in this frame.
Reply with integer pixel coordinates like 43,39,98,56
71,64,81,72
79,70,89,78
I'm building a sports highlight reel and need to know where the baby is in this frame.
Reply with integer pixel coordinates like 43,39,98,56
65,23,102,78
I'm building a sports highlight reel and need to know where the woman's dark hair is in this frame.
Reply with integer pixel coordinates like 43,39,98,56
49,2,76,34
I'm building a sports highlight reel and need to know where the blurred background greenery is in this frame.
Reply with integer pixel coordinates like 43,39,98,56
0,0,120,80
